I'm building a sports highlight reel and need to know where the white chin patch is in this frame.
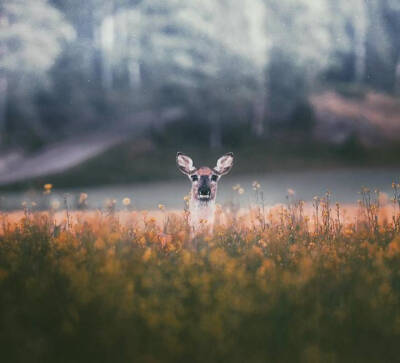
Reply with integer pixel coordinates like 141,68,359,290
199,195,210,200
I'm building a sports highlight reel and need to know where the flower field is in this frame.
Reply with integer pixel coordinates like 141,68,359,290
1,186,400,362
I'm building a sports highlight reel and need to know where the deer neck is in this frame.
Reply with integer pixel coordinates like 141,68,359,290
189,198,216,227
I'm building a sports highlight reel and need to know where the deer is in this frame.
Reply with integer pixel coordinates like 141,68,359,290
176,152,234,234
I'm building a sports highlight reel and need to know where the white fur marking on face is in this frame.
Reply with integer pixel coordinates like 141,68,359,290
214,152,234,175
176,152,196,175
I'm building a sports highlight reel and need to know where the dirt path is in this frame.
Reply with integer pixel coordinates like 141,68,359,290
0,133,125,186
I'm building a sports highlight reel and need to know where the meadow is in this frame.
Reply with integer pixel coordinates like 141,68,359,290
1,184,400,363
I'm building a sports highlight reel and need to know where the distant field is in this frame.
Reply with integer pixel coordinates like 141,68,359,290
3,135,400,191
0,166,399,211
1,186,400,362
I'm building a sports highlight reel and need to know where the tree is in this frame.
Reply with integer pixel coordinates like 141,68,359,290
95,0,270,144
326,0,368,84
0,0,74,146
382,0,400,93
265,0,334,119
207,0,269,137
264,0,371,121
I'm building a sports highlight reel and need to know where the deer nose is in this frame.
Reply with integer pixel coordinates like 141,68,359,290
199,186,211,196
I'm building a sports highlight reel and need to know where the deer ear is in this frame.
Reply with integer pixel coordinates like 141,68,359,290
176,152,196,175
214,152,234,175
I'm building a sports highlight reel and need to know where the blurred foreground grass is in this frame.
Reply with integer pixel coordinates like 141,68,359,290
1,187,400,362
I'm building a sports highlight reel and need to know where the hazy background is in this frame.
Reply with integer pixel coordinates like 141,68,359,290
1,0,400,208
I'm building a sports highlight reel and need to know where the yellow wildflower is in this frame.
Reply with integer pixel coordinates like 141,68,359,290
233,184,241,191
122,197,131,206
79,193,88,204
252,181,261,190
44,184,53,194
51,200,61,210
44,183,53,190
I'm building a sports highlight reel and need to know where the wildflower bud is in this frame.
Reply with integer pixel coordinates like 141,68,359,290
51,200,60,210
122,197,131,206
79,193,88,204
252,181,261,190
105,199,116,209
43,183,53,194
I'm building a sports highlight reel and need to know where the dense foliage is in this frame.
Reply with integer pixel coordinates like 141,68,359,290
2,0,400,149
1,187,400,362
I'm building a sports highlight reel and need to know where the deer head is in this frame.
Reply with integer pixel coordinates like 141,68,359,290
177,152,234,204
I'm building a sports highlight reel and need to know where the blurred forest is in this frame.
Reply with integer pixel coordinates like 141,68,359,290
1,0,400,186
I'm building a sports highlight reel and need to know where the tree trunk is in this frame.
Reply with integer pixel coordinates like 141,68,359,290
395,55,400,95
209,114,222,149
251,90,266,137
123,10,142,89
354,0,368,84
100,8,115,90
354,29,367,84
128,61,141,89
252,73,269,137
0,76,7,146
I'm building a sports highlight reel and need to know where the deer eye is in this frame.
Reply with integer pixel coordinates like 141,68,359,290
191,175,198,182
211,174,218,182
